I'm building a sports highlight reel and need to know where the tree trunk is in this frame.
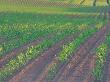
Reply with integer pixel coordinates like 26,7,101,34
80,0,85,4
93,0,97,6
107,0,110,6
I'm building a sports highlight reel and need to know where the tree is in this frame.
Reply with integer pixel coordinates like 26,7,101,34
80,0,85,4
107,0,110,6
80,0,110,6
93,0,97,6
93,0,110,6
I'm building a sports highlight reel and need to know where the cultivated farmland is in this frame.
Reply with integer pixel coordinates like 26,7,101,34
0,0,110,82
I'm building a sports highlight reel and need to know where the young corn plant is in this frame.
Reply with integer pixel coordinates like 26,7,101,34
58,27,97,62
92,43,108,81
0,27,77,82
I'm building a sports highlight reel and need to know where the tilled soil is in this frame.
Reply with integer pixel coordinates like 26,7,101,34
33,28,104,82
65,53,96,82
2,24,110,82
32,23,110,82
52,24,110,82
9,34,78,82
64,37,103,82
0,35,51,68
81,55,96,82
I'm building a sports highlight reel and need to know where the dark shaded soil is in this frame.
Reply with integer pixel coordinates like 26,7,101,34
65,52,95,82
81,55,96,82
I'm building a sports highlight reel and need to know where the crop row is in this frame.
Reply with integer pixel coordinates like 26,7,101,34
0,25,78,82
0,21,105,82
0,23,78,57
46,25,98,80
93,43,108,81
0,19,105,57
92,32,110,81
0,24,53,57
0,21,106,82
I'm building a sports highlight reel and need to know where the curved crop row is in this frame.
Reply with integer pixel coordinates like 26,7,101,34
46,25,98,80
92,43,108,81
92,32,110,81
0,26,78,82
58,27,97,62
0,23,77,57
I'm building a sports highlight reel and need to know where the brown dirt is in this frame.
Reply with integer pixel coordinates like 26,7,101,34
66,53,97,82
52,23,110,82
33,30,103,82
33,24,110,82
65,52,95,82
34,57,59,82
9,34,77,82
81,55,96,82
0,35,50,68
3,23,110,82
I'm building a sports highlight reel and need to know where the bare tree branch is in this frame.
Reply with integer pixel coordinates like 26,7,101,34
93,0,97,6
80,0,85,5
